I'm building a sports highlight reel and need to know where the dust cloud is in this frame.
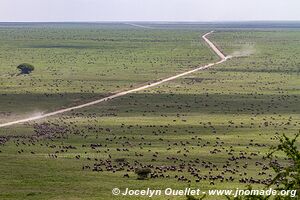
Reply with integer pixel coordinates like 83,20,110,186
230,45,255,58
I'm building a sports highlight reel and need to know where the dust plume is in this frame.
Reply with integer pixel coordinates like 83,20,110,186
230,45,255,58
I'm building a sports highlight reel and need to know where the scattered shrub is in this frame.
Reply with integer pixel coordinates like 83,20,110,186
135,168,151,180
17,63,35,74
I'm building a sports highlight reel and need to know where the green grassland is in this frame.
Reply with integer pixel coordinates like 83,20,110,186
0,25,299,200
0,26,216,123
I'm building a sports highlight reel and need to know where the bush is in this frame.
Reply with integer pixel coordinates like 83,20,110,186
135,168,151,180
226,133,299,200
17,63,35,74
267,133,300,198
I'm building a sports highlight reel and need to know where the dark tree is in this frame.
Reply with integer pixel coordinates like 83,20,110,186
17,63,35,74
135,168,151,180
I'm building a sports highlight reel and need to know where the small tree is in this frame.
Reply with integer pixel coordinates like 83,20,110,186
225,133,299,200
17,63,35,74
267,133,300,199
135,168,151,180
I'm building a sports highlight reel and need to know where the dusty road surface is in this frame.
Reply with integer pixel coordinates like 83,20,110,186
202,31,227,60
0,31,229,128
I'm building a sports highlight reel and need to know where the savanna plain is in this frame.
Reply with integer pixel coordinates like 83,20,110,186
0,23,299,200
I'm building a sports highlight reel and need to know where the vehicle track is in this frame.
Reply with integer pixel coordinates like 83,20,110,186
0,31,229,128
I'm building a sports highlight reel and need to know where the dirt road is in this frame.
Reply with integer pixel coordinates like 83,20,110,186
0,31,229,128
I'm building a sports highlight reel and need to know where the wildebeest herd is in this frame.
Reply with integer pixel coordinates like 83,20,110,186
0,28,299,200
1,81,297,187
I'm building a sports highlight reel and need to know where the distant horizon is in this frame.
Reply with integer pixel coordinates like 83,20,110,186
1,0,300,22
1,20,300,23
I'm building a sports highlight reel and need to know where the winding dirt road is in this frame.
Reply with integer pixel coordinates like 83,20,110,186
0,31,229,128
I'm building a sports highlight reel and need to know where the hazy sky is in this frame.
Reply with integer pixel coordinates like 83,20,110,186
1,0,300,22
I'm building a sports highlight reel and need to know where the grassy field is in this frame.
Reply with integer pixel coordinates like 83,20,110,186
0,24,299,200
0,25,216,123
